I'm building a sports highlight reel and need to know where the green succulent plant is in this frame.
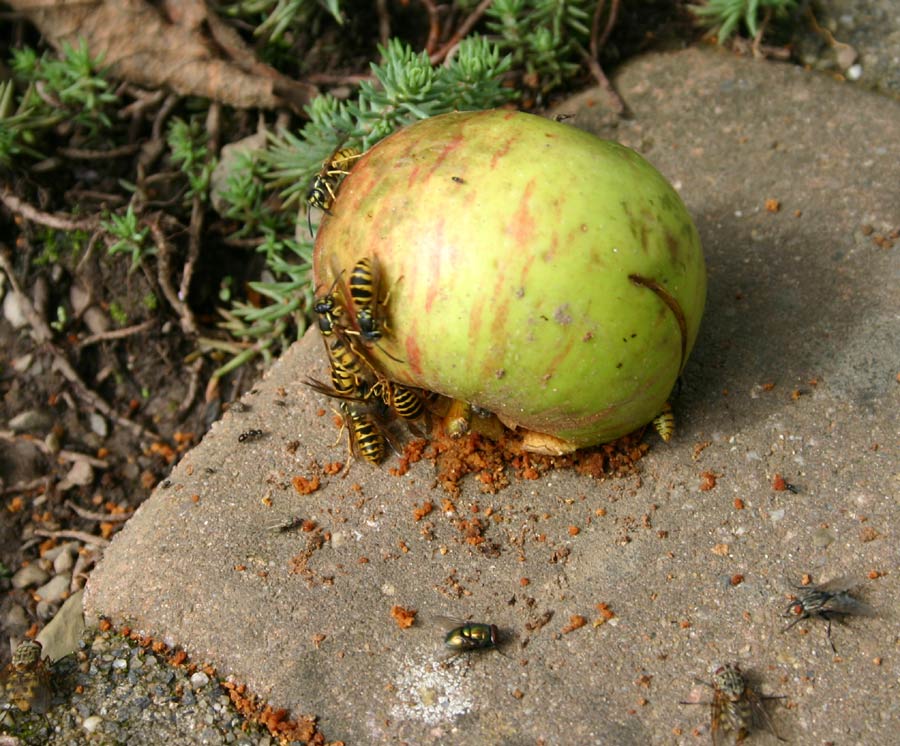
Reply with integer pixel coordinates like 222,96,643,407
690,0,798,43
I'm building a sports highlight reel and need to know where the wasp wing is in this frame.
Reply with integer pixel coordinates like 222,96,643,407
303,377,369,402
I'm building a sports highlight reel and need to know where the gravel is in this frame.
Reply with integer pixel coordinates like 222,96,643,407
1,628,272,746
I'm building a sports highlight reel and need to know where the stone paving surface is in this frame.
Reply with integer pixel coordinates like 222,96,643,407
84,47,899,745
793,0,900,98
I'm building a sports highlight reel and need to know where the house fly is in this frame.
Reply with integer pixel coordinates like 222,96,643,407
783,575,876,653
681,663,785,745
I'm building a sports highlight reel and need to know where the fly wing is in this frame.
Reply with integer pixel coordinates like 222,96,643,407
822,592,878,618
746,687,787,742
814,575,865,594
26,663,52,715
430,615,466,632
709,690,726,746
423,615,468,659
815,576,877,617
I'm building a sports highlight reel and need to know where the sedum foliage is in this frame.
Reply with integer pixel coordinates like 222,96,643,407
262,37,515,207
1,40,119,165
690,0,798,43
167,117,217,203
220,0,343,42
101,205,154,273
486,0,593,94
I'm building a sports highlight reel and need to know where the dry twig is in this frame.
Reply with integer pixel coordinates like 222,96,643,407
177,358,205,417
419,0,441,56
576,43,626,115
77,318,156,348
429,0,493,65
65,499,134,523
56,143,142,160
581,0,625,115
34,528,110,547
589,0,619,60
149,216,198,336
1,477,51,496
1,188,100,232
376,0,391,48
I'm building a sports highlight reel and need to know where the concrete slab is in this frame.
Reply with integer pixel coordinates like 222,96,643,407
84,47,899,745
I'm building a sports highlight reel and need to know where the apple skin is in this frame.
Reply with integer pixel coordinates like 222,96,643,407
313,110,706,448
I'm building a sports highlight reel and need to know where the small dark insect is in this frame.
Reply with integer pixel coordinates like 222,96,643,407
451,175,465,184
306,146,362,235
0,640,52,715
783,576,876,653
680,663,785,745
238,429,264,443
269,516,305,533
652,401,675,442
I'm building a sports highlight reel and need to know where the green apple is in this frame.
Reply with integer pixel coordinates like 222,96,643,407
313,110,706,448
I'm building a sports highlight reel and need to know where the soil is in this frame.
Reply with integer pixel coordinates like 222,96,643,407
0,247,246,666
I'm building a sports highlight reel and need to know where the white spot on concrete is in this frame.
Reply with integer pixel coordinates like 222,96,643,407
389,653,474,727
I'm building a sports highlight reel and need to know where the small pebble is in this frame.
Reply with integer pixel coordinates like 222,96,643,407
69,282,92,317
58,460,94,491
3,289,29,329
12,353,33,373
41,543,68,563
83,305,111,335
35,573,71,605
89,412,109,438
11,563,50,589
8,408,53,433
813,527,836,547
190,671,210,689
82,715,103,733
3,604,29,635
54,547,76,574
44,428,62,454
